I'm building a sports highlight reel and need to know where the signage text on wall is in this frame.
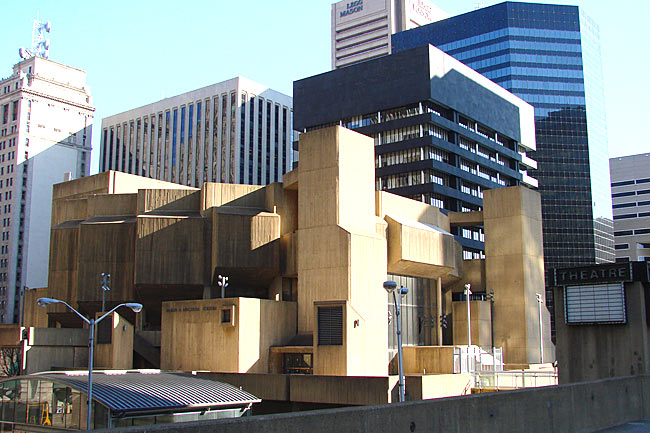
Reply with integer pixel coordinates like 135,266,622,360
554,263,632,286
340,0,363,17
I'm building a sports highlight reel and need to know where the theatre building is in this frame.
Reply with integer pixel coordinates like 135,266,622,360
551,261,650,384
22,126,553,408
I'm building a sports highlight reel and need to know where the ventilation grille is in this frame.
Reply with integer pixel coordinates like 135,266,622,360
318,306,343,345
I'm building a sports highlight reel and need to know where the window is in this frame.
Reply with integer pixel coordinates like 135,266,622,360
317,306,343,345
221,305,235,326
613,214,637,220
612,191,635,198
613,202,636,209
564,283,626,324
614,244,629,250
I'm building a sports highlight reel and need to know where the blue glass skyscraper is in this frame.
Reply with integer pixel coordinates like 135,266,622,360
393,2,614,276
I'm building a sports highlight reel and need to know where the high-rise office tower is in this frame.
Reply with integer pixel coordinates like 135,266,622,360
392,2,615,274
295,45,537,257
610,153,650,262
331,0,447,69
0,56,94,322
100,77,293,187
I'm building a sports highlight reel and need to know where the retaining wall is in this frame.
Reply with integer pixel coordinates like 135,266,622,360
95,375,650,433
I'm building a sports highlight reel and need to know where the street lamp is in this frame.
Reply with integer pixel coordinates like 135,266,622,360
384,280,408,403
37,297,142,430
99,273,110,312
464,283,472,373
20,286,34,327
536,293,544,363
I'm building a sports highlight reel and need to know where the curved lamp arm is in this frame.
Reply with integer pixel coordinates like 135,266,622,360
96,302,142,324
37,298,90,325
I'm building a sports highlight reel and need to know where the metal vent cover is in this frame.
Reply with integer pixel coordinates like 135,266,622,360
318,306,343,345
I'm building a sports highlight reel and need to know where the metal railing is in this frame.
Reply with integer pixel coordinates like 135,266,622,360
473,370,558,390
453,346,503,374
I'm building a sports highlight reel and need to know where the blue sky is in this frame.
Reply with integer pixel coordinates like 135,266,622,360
1,0,648,174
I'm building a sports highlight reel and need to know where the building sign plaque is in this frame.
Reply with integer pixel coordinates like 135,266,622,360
554,263,632,286
340,0,363,17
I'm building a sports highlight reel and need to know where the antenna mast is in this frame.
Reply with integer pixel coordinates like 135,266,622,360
18,14,51,60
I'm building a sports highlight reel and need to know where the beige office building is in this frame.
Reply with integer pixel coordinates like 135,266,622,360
0,56,93,323
331,0,448,68
99,77,293,188
610,153,650,262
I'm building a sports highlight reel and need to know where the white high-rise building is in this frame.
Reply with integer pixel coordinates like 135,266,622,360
331,0,447,69
0,56,94,322
100,77,293,187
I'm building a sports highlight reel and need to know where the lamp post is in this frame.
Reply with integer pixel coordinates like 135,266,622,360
20,286,32,327
384,280,408,403
37,297,142,430
536,293,544,363
99,273,110,312
464,283,472,373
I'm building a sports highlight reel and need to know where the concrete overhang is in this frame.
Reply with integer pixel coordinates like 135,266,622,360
385,215,461,279
282,168,299,190
448,211,484,227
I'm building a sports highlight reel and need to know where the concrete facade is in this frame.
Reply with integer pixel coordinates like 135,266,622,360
29,126,551,408
552,261,650,384
100,77,292,188
610,153,650,262
0,56,94,323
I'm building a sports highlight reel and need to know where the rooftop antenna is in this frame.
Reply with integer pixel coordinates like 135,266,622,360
18,12,51,60
473,1,485,10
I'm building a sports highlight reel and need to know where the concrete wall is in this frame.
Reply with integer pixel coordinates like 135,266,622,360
483,186,553,364
402,346,456,375
95,375,650,433
555,281,650,384
22,327,89,374
452,300,492,348
94,312,134,369
161,298,296,373
297,127,388,376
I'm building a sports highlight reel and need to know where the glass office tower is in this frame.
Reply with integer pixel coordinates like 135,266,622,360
393,2,615,276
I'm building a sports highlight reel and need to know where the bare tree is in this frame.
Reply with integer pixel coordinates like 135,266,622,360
0,346,21,377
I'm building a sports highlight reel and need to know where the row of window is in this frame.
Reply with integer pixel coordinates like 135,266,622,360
612,189,650,198
103,94,291,187
1,101,18,125
437,27,581,54
613,212,650,220
613,200,650,209
377,169,451,190
408,193,450,210
614,228,650,236
615,243,650,250
615,257,650,263
611,178,650,188
338,101,517,150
